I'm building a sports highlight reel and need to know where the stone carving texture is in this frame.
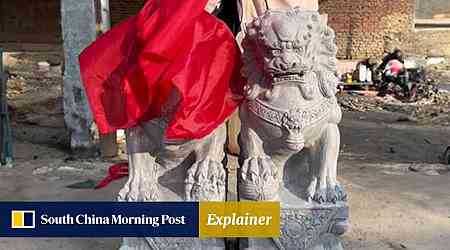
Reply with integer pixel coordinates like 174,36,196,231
277,207,348,250
118,116,228,250
239,7,349,250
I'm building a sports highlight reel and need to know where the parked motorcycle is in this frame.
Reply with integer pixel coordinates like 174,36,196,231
376,49,421,101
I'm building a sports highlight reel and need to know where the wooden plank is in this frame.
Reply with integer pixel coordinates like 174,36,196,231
227,111,241,156
100,133,118,158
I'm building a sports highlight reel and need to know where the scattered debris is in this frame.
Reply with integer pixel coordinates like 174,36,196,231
365,163,449,176
5,52,64,130
32,166,53,175
385,240,408,250
424,170,440,176
47,176,61,182
382,170,405,176
408,163,450,173
337,54,450,128
66,179,97,189
396,115,417,122
64,156,76,162
57,166,84,173
37,61,50,72
338,90,450,126
427,57,447,66
441,146,450,164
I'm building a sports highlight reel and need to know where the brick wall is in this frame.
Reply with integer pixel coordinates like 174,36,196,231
320,0,415,59
110,0,146,26
0,0,61,44
1,0,449,58
320,0,450,59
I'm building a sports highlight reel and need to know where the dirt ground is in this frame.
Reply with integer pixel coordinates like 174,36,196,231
1,53,450,250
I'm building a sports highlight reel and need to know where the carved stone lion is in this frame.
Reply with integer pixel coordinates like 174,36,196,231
118,112,227,203
239,8,347,204
117,0,229,206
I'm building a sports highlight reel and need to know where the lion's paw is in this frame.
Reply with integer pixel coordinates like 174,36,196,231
309,184,347,204
118,156,159,202
118,175,159,202
240,156,279,201
185,158,226,201
313,187,328,204
334,184,348,202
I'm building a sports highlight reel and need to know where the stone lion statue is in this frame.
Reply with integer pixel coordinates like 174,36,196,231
117,94,229,250
116,0,232,205
118,102,227,203
239,8,347,204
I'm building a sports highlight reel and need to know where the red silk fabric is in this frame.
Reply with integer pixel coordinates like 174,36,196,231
79,0,244,140
95,163,129,189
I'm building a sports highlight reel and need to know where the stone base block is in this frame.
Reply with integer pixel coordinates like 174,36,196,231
240,203,349,250
120,238,225,250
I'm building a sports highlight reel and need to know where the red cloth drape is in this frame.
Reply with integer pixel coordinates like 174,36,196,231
79,0,244,140
95,163,129,189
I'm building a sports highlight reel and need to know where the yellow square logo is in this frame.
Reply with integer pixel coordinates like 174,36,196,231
11,210,35,229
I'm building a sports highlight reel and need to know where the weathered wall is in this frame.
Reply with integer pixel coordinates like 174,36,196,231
0,0,145,45
1,0,449,58
414,0,450,58
110,0,146,26
415,30,450,57
320,0,415,59
416,0,450,19
0,0,61,44
320,0,450,59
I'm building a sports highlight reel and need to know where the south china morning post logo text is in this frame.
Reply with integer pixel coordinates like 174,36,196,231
0,202,198,237
39,214,185,227
1,202,279,237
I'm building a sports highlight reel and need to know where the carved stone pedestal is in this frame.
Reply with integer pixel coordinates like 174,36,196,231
239,152,349,250
240,204,348,250
120,238,225,250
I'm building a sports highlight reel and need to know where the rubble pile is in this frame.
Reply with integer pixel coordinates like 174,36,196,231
338,93,382,112
338,90,450,126
5,52,63,127
424,63,450,86
338,57,450,126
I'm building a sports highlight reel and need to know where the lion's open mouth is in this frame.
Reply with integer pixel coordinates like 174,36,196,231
272,73,305,85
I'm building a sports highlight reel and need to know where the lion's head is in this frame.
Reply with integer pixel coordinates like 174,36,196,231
242,8,339,99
